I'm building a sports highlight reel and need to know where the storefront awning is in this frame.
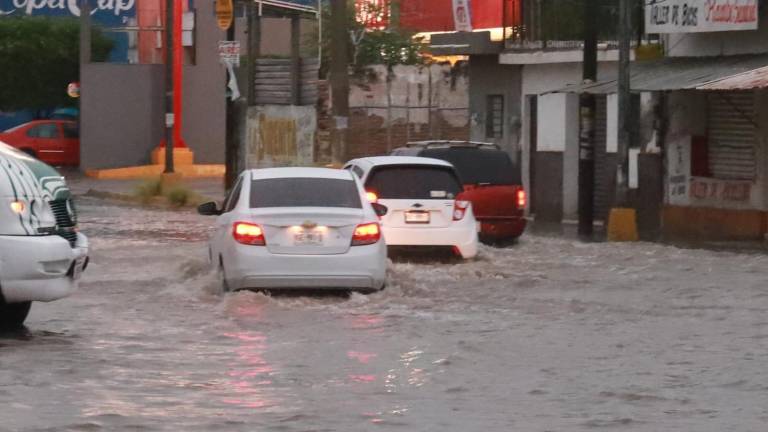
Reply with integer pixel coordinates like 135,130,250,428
551,53,768,94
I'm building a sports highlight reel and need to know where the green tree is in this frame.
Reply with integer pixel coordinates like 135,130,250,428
0,17,113,111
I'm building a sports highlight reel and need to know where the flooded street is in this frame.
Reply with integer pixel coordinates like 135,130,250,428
3,197,768,431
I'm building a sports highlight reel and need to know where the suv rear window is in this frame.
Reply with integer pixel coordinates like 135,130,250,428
366,165,463,200
250,178,361,208
420,148,521,185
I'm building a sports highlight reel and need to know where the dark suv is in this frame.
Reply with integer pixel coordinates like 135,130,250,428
391,141,526,243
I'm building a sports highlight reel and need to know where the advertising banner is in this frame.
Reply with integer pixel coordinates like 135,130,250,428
452,0,472,32
646,0,758,33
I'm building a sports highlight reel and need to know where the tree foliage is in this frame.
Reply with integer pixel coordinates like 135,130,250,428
317,0,424,77
0,17,113,111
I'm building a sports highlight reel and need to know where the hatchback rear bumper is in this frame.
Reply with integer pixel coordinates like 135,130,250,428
382,221,478,259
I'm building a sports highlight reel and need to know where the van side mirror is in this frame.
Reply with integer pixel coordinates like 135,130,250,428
371,202,388,217
197,201,222,216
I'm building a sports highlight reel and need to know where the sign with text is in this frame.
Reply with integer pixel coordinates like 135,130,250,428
452,0,472,32
218,41,240,67
646,0,758,33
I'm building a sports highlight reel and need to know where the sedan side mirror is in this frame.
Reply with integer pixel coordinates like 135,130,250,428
371,202,388,217
197,201,222,216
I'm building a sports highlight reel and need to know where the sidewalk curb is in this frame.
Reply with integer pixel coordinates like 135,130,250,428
81,188,214,211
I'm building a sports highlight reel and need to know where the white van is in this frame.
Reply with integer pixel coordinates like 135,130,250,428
0,142,89,329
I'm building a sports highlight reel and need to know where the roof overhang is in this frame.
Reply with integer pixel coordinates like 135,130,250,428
428,31,503,56
550,53,768,94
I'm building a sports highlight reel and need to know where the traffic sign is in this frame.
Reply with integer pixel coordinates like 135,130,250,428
218,41,240,67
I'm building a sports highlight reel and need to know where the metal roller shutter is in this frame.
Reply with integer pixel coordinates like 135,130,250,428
707,92,756,180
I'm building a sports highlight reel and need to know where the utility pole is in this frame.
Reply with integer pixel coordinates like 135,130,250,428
578,0,598,239
163,0,174,174
224,11,237,190
615,0,632,207
329,0,350,164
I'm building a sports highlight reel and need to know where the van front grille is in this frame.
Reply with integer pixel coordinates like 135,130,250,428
49,199,77,247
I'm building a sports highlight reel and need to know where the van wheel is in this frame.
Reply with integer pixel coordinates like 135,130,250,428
0,302,31,330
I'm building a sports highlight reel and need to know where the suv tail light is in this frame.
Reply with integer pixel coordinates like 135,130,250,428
233,222,266,246
516,189,526,209
365,191,378,203
351,222,381,246
453,200,470,221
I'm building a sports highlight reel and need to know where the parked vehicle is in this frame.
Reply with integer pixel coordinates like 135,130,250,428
198,167,388,293
344,156,479,259
0,120,80,166
391,141,526,243
0,141,89,329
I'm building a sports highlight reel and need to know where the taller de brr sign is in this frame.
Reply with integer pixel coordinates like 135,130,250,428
646,0,758,33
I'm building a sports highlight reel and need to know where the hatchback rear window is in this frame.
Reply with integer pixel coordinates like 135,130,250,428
250,177,361,208
420,148,521,185
366,165,463,200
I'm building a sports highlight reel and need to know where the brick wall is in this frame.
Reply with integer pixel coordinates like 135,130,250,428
316,63,470,164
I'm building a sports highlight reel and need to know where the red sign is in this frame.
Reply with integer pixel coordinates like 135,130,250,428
400,0,520,32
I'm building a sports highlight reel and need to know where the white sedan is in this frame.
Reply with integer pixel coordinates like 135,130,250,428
199,167,388,293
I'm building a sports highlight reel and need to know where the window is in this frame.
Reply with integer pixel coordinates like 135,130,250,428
26,123,59,139
365,165,463,200
486,95,504,139
250,178,362,209
421,148,521,185
223,177,243,213
62,123,79,139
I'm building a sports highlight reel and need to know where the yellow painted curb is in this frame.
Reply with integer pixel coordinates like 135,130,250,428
85,164,225,180
607,207,639,242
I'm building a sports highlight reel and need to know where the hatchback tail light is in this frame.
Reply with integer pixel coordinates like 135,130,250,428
516,189,527,209
233,222,266,246
453,200,470,221
351,222,381,246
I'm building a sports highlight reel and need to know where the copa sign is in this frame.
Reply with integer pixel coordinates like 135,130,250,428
0,0,135,17
645,0,758,33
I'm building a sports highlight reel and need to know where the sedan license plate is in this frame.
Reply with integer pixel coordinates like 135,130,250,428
294,232,323,246
405,211,430,224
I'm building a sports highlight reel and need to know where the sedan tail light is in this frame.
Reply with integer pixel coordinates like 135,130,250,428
453,200,470,221
233,222,266,246
351,222,381,246
517,189,527,209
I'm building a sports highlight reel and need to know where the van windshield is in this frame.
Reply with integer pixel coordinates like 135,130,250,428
420,148,521,185
365,165,463,200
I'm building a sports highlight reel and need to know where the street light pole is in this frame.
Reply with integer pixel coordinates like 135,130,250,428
616,0,632,207
578,0,598,239
163,0,174,173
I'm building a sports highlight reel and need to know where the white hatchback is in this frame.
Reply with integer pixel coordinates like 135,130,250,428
199,167,388,293
344,156,479,259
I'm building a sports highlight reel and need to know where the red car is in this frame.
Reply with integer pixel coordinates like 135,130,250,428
0,120,80,166
392,141,526,243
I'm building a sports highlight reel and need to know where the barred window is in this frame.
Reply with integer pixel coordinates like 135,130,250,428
486,95,504,138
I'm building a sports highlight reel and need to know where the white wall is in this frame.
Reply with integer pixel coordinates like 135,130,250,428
663,90,767,211
519,61,618,214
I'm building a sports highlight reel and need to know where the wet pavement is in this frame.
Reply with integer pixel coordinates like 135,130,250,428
2,196,768,431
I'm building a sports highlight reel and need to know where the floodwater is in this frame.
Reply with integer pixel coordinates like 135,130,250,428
2,197,768,431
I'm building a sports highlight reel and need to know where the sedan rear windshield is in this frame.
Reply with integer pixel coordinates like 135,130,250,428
420,148,521,185
365,165,463,200
250,177,362,208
